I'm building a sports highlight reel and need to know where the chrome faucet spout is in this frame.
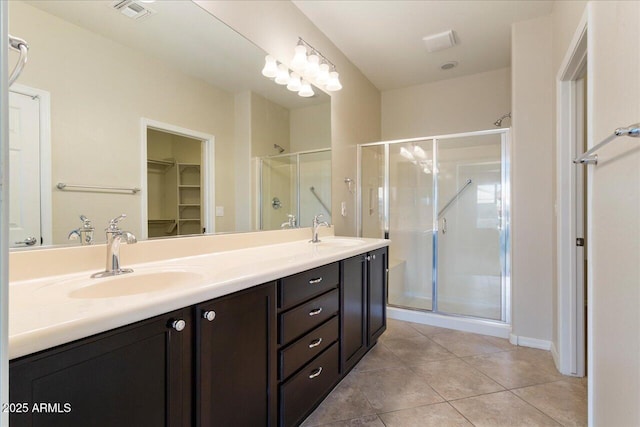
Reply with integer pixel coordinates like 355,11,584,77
310,213,329,243
92,214,137,278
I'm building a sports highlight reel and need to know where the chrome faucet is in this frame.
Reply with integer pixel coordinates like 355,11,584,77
310,214,329,243
91,214,137,278
281,214,297,229
68,215,95,245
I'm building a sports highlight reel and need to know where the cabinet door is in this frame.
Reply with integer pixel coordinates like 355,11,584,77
196,282,277,427
9,308,192,427
341,254,367,373
368,247,388,345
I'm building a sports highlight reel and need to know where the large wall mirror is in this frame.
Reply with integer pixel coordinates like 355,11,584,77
8,0,331,249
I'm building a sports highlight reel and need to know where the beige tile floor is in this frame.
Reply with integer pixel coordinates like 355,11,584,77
302,319,587,427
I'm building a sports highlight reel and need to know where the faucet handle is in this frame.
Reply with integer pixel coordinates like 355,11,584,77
107,214,127,231
79,215,94,230
313,213,324,223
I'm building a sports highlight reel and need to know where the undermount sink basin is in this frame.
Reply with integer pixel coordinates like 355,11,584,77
69,271,203,299
315,238,366,248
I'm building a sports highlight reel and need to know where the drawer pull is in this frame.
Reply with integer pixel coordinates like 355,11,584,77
309,277,323,284
309,337,323,348
308,367,323,379
309,307,323,316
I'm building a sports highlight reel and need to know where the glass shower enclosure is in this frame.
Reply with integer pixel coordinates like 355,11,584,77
260,149,331,230
358,129,510,322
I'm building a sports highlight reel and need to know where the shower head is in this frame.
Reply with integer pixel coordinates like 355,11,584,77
274,144,285,154
494,112,511,127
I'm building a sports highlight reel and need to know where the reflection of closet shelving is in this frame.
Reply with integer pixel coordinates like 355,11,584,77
177,163,202,235
147,158,175,172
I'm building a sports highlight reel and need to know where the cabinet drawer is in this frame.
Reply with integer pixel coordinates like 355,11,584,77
280,342,340,427
279,263,339,310
279,316,338,381
279,289,339,345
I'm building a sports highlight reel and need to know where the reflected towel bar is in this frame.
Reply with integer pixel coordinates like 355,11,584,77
57,183,141,194
574,123,639,165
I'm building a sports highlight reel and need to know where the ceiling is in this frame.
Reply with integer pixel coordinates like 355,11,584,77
24,0,329,109
292,0,554,91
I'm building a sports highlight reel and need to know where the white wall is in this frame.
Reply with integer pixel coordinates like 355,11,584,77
381,68,511,140
588,2,640,424
511,16,554,345
195,0,381,236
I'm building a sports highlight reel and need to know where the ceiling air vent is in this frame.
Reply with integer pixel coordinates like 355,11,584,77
110,0,157,21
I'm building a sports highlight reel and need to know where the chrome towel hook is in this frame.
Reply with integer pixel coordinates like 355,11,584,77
8,34,29,86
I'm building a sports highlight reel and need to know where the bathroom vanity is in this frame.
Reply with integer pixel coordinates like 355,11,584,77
7,236,387,426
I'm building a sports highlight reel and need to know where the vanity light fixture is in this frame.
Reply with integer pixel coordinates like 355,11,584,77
260,36,342,97
261,55,278,78
298,79,315,97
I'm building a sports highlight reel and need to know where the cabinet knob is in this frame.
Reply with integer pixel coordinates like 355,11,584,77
309,307,323,317
308,367,323,379
202,310,216,322
372,254,376,260
308,337,323,348
366,255,371,261
171,319,186,332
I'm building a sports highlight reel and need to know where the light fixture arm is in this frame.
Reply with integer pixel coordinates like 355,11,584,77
296,37,337,73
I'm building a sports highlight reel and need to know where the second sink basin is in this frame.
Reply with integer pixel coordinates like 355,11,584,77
69,271,203,299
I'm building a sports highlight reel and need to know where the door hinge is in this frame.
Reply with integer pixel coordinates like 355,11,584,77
576,238,585,247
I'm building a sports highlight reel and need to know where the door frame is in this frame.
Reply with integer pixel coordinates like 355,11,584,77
555,11,588,377
9,83,52,246
140,118,215,239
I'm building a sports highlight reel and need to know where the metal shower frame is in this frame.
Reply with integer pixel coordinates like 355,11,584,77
357,128,511,324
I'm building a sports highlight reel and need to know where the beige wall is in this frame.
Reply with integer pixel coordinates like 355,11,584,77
290,102,331,153
588,2,640,424
511,16,554,344
196,1,381,236
8,1,237,240
250,92,290,158
381,68,511,139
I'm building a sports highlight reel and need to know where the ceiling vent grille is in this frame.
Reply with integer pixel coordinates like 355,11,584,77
109,0,156,21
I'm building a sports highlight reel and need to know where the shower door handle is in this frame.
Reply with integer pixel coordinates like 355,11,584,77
441,217,447,234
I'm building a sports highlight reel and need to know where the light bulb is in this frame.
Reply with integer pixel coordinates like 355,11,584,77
316,63,330,85
413,145,426,159
275,64,290,85
287,72,302,92
400,147,415,161
298,79,314,97
291,44,308,71
261,55,278,78
305,53,320,78
326,71,342,91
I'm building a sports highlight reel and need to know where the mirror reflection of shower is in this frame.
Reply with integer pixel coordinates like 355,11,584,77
259,149,331,231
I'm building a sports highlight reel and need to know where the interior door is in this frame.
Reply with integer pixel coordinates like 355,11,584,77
9,91,41,248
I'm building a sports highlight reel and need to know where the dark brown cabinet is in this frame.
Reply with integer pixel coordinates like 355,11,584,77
196,282,277,427
277,263,341,427
9,247,387,427
9,308,192,427
341,247,388,373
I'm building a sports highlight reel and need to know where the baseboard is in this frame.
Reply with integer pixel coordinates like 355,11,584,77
509,333,552,350
387,306,511,339
550,341,560,368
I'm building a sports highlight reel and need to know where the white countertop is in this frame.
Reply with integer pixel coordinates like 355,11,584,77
10,236,388,360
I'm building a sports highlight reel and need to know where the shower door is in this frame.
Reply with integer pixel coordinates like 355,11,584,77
434,133,506,320
361,139,435,311
359,129,510,322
